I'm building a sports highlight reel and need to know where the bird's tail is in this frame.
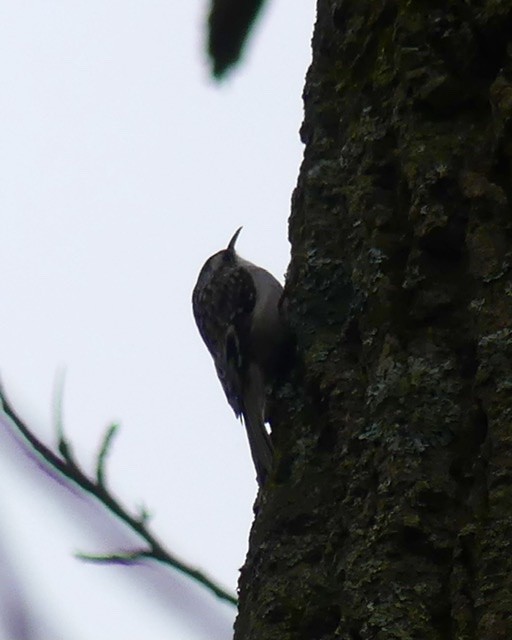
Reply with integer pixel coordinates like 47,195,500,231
243,364,274,486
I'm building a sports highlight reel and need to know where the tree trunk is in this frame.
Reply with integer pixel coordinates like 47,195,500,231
235,2,512,638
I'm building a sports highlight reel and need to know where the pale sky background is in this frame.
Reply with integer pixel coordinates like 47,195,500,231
0,2,315,638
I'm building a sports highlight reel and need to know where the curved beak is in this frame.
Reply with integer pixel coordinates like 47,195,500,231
227,227,242,253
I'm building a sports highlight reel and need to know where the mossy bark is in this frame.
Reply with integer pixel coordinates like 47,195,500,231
235,2,512,638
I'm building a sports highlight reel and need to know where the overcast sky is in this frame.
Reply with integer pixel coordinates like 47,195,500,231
0,2,315,638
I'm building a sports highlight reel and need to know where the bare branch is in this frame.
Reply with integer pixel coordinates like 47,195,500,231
0,382,238,607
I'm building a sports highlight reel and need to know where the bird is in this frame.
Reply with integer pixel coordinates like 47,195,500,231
192,227,286,485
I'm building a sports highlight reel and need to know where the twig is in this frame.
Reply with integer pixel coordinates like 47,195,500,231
76,550,153,564
0,382,237,607
96,423,119,487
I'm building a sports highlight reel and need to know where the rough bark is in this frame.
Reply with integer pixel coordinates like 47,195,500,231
235,2,512,639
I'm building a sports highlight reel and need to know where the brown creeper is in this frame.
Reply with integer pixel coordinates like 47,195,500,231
192,228,286,485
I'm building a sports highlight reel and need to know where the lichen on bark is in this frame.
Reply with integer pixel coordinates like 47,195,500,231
235,2,512,639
